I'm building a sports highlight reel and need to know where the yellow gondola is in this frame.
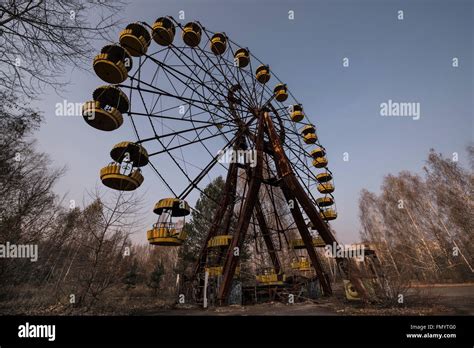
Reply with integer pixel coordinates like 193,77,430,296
182,22,202,47
234,48,250,68
82,85,129,131
82,101,122,131
204,266,241,277
310,147,326,158
316,172,332,182
110,141,149,167
303,133,317,144
147,223,187,246
256,65,270,84
300,124,317,144
290,104,304,122
93,45,132,84
291,257,312,271
300,124,315,135
100,163,144,191
210,33,227,55
255,269,286,285
148,198,190,246
320,208,337,221
100,141,148,191
153,198,190,216
317,182,335,194
273,83,288,102
316,196,334,207
344,280,361,300
289,236,325,249
152,17,176,46
312,157,328,168
207,235,232,248
119,22,151,56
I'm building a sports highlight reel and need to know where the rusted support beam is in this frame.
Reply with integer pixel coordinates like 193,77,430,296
192,159,239,279
261,111,330,294
215,175,239,266
218,113,265,303
263,111,368,299
279,185,332,295
263,111,335,242
264,111,337,245
220,170,239,241
255,201,282,274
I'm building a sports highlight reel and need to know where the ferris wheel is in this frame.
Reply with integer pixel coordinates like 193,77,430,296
81,16,365,303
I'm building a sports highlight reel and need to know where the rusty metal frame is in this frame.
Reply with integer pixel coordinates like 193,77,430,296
263,111,368,299
255,200,282,274
196,108,368,303
217,112,265,303
192,158,240,279
278,184,332,295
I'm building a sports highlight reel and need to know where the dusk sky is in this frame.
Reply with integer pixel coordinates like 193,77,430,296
32,0,472,244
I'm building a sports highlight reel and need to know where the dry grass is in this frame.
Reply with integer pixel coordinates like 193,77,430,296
0,284,175,315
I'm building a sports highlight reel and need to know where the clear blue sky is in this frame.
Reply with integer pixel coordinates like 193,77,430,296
33,0,473,244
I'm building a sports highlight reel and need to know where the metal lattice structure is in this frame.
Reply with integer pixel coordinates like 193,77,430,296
82,16,369,304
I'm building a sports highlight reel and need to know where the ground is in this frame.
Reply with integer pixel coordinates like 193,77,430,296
2,283,472,315
145,283,474,316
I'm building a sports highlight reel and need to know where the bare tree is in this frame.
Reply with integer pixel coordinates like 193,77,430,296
359,147,474,288
69,188,144,308
0,0,124,97
0,141,64,288
423,149,473,274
